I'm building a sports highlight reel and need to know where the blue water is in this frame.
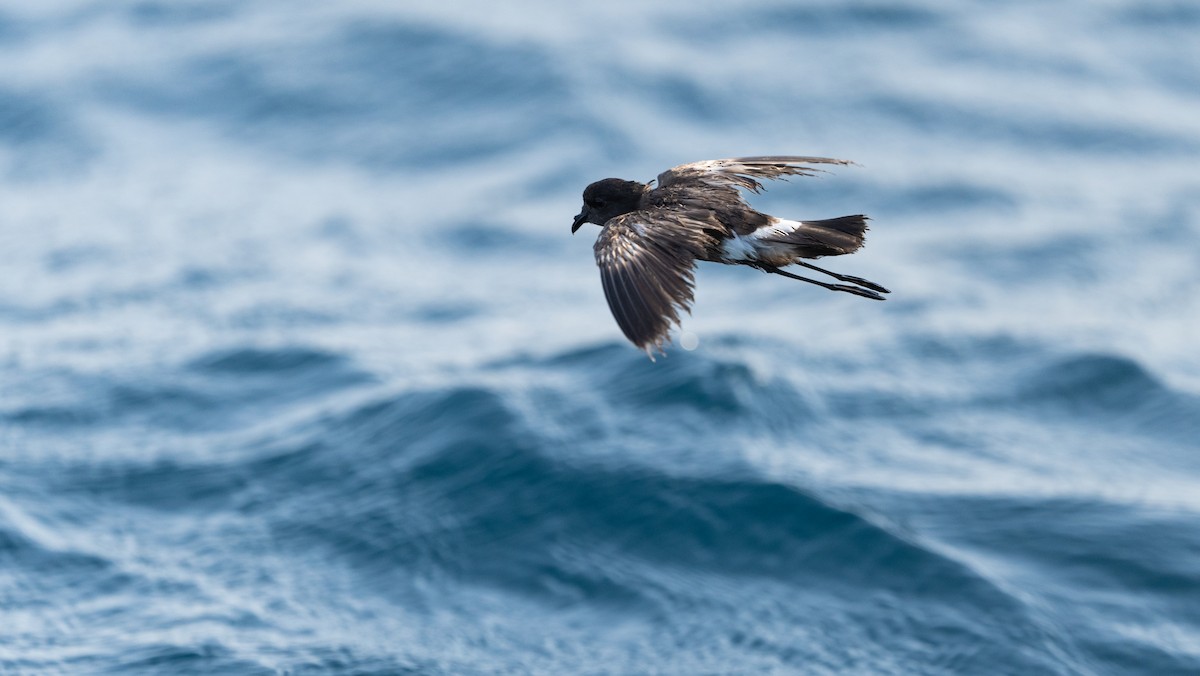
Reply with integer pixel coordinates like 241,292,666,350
2,0,1200,673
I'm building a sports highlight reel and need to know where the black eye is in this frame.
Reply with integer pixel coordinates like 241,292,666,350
588,198,607,209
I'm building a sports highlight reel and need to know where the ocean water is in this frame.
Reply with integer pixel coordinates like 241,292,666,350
2,0,1199,673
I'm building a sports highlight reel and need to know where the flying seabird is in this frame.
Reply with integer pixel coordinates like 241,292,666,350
571,156,888,357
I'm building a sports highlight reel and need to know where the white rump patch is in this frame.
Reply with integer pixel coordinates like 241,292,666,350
720,217,802,261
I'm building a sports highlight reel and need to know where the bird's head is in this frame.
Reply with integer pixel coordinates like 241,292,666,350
571,178,646,233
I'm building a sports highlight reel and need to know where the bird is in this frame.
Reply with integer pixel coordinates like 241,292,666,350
571,156,888,357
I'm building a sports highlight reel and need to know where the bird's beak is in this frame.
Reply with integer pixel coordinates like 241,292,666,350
571,209,587,234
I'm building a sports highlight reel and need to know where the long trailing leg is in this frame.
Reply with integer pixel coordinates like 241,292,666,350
756,264,887,301
795,261,891,294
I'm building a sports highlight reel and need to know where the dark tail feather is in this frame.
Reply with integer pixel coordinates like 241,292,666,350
768,215,868,258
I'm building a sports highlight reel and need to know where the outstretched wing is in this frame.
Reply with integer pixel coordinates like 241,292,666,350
593,213,715,357
656,156,854,194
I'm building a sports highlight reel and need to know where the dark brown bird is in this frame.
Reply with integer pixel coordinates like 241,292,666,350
571,156,888,357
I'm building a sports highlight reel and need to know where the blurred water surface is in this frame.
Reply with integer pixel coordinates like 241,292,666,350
2,0,1199,673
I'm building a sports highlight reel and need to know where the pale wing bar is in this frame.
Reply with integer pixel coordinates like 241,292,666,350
657,156,855,193
593,215,708,357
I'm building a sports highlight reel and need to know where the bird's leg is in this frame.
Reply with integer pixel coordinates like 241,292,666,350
795,261,891,295
757,264,886,301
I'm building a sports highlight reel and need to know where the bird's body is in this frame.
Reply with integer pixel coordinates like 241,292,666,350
572,156,888,357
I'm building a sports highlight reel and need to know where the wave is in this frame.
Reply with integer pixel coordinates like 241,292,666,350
5,337,1191,671
1015,353,1200,440
2,346,373,431
203,371,1073,672
95,20,584,170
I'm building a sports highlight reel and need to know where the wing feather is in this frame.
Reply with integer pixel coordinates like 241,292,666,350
656,156,855,193
593,214,714,357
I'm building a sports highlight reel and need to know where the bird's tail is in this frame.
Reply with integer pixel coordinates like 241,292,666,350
766,215,868,258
